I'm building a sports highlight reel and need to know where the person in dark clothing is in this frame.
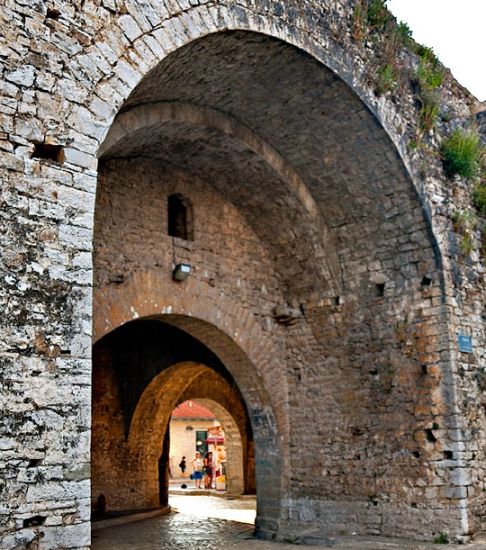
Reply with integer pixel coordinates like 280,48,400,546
179,456,187,478
204,451,213,489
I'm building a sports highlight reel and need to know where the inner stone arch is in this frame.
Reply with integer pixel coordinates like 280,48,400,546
94,28,460,541
171,396,247,496
91,318,275,528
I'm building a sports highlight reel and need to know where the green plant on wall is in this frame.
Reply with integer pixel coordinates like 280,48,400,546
419,94,440,133
352,2,366,41
415,47,444,132
452,209,477,258
441,128,484,179
416,47,443,89
352,0,392,40
473,184,486,215
367,0,391,31
375,63,398,95
481,224,486,261
433,532,449,544
395,21,412,45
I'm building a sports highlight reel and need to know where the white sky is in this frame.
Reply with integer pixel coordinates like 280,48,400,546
387,0,486,101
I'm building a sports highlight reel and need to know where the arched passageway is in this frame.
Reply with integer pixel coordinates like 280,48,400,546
92,319,267,522
94,29,462,541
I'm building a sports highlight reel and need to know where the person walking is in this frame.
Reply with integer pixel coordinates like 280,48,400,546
179,456,187,478
192,452,204,489
204,451,214,489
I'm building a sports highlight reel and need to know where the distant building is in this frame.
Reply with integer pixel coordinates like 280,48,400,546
169,401,224,477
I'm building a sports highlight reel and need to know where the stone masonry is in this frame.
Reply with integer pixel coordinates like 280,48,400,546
1,1,485,549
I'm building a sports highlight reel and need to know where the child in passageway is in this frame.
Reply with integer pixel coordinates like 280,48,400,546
192,452,204,489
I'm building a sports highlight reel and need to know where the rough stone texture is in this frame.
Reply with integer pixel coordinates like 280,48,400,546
1,0,485,548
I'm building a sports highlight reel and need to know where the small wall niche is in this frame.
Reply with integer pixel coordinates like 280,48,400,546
425,429,437,443
23,516,46,528
46,8,61,20
168,193,194,241
32,142,64,163
375,283,385,297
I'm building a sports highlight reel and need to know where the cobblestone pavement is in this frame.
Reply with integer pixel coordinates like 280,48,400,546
92,495,486,550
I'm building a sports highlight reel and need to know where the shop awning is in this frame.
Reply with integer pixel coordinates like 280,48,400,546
206,436,224,444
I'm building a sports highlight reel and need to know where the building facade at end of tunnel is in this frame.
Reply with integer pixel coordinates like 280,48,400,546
1,0,486,548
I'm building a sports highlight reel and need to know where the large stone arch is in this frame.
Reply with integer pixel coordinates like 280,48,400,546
91,15,468,543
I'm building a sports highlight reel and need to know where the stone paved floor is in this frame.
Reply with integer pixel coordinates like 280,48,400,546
92,495,486,550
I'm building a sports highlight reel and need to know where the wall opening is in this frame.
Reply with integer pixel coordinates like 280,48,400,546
168,193,193,241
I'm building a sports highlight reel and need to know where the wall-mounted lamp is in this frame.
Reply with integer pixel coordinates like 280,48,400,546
172,263,191,282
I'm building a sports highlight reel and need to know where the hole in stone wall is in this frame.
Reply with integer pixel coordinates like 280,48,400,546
32,142,64,163
421,365,428,376
425,429,437,443
368,496,379,506
108,273,125,284
28,459,42,468
412,451,421,459
421,275,433,287
23,516,46,528
333,296,341,306
444,450,453,460
375,283,385,297
45,8,61,20
168,194,194,241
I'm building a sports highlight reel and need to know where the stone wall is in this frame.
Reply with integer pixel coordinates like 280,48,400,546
1,0,485,548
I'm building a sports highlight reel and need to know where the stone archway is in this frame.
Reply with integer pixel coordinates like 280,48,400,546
91,317,278,534
93,27,461,542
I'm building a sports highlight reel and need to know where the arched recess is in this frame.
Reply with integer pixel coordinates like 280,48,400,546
91,318,279,535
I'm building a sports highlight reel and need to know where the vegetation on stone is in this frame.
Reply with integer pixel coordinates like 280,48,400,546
441,128,484,179
416,47,444,90
473,183,486,215
452,210,476,257
375,63,398,95
415,47,444,132
395,21,413,45
366,0,391,31
433,531,449,544
481,224,486,261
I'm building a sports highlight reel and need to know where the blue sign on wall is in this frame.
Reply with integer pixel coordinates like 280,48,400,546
458,334,473,353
